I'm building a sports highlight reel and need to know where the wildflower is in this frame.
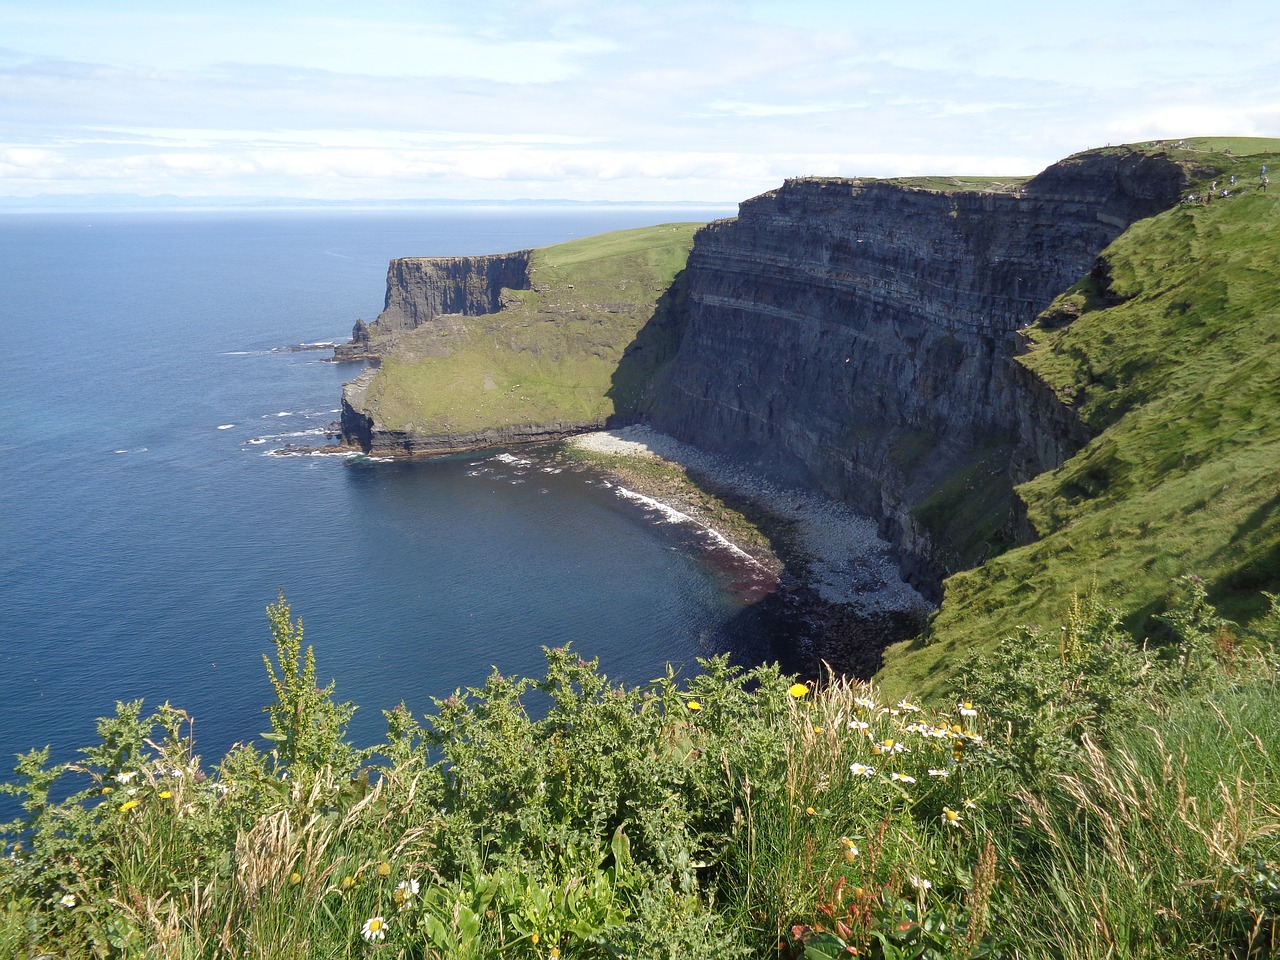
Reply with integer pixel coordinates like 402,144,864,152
58,893,76,908
789,682,810,699
941,807,962,828
341,876,355,890
394,878,419,905
101,785,114,795
853,696,876,710
289,872,302,886
687,700,702,712
871,739,905,756
958,701,978,717
890,772,917,784
963,798,978,810
927,768,950,778
116,771,137,784
532,933,540,945
839,837,859,862
361,916,387,942
910,875,932,891
158,790,172,800
849,763,876,777
812,726,823,734
847,719,869,733
805,806,816,816
550,949,560,959
118,799,140,813
897,699,921,713
376,861,392,877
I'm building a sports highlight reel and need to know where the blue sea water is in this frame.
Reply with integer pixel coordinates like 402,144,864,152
0,205,773,784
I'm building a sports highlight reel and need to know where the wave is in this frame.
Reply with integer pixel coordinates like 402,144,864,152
217,424,235,430
264,448,356,459
493,452,533,467
615,487,758,565
269,428,330,439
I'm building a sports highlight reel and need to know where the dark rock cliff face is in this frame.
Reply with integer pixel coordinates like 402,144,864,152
334,252,532,362
644,148,1191,598
374,252,533,335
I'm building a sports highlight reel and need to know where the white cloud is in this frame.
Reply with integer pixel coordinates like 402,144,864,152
1,1,1277,204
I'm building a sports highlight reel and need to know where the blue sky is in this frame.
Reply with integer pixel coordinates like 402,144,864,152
2,0,1277,204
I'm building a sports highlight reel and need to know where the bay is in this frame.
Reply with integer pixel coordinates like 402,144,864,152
0,204,769,785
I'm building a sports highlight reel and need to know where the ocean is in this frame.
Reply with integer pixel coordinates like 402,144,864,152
0,204,780,786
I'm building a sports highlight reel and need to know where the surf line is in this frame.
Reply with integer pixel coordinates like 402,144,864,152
613,486,763,567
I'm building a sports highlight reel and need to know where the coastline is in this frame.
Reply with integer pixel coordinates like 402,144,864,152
563,425,933,677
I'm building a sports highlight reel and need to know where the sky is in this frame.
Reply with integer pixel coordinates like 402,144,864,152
2,0,1278,205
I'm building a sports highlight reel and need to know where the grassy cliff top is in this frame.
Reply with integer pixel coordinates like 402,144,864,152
355,223,702,435
879,146,1280,699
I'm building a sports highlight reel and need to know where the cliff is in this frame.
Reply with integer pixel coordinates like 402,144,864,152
334,252,532,361
641,148,1195,597
338,224,702,455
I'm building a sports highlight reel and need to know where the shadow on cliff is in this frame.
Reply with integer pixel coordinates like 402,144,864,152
604,267,691,423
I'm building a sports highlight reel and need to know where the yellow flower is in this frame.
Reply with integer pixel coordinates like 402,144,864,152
532,933,540,945
788,682,810,698
341,875,355,890
813,725,823,734
158,790,172,800
550,949,560,959
118,799,140,813
289,872,302,886
376,861,392,877
101,786,114,795
687,700,702,712
805,806,816,816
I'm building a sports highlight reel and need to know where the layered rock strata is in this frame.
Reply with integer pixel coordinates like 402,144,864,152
643,149,1191,597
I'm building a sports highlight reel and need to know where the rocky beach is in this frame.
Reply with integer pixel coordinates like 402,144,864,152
566,425,932,676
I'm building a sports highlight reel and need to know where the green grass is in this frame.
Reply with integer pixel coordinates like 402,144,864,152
356,223,704,436
883,175,1029,193
878,152,1280,700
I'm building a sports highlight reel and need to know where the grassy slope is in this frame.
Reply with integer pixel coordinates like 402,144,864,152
878,145,1280,700
358,223,703,435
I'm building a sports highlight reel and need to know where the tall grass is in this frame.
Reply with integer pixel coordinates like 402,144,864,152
3,588,1277,958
